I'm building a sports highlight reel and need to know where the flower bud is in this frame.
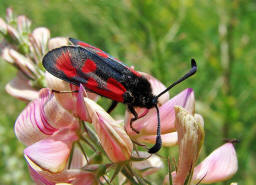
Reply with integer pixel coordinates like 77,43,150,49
30,27,50,57
84,97,133,162
172,106,204,185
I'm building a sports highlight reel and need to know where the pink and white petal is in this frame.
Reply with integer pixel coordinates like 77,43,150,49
25,139,70,173
43,94,80,128
192,143,238,184
24,128,78,173
125,88,195,136
48,37,69,50
5,71,39,101
136,132,178,147
9,48,38,79
15,88,57,145
140,72,169,105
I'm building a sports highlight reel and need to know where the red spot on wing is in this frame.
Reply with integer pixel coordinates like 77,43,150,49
96,51,109,58
82,59,97,74
83,77,125,102
56,51,77,77
107,78,126,94
87,78,98,87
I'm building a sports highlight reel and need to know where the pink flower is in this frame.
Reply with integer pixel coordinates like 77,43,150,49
125,87,195,147
15,88,79,146
14,87,97,184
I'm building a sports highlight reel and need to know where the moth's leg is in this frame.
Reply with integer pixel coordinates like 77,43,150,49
107,101,118,113
128,105,140,134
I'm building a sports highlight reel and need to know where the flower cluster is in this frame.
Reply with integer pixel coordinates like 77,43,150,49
1,9,238,185
0,8,68,101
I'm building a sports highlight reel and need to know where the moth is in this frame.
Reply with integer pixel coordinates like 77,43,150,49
43,38,197,153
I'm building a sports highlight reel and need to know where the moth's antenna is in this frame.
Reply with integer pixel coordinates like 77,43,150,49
148,105,162,153
155,59,197,100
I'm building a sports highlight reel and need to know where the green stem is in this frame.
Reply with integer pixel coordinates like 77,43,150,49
77,141,89,163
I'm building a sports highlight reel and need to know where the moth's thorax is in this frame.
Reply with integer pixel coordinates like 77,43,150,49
123,75,156,108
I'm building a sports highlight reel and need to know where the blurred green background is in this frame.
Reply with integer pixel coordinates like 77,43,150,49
0,0,255,184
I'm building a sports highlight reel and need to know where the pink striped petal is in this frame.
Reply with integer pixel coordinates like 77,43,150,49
15,88,57,145
9,48,38,79
5,71,39,101
24,127,78,173
84,98,133,162
43,92,79,128
192,143,238,184
125,88,195,138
